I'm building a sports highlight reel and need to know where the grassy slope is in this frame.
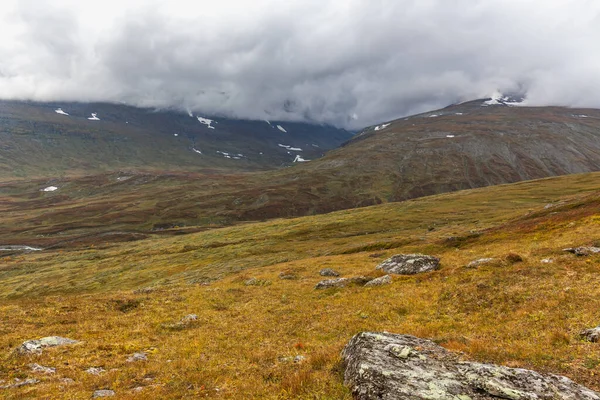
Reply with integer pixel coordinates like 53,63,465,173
2,173,600,398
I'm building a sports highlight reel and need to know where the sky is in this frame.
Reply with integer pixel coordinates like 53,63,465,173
1,0,599,129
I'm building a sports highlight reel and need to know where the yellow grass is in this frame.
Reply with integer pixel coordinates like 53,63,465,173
2,173,600,398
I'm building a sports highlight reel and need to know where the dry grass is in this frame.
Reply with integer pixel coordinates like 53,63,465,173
2,173,600,398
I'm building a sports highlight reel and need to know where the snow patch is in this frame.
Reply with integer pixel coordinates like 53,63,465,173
217,151,244,159
173,133,179,137
278,144,302,151
197,117,215,129
374,123,391,131
54,108,69,116
293,155,309,162
574,114,589,118
42,186,58,192
446,135,455,138
277,125,287,133
429,114,439,118
311,144,320,148
483,91,503,106
455,113,464,115
265,120,272,126
192,148,202,155
88,113,100,121
0,245,42,252
187,110,194,117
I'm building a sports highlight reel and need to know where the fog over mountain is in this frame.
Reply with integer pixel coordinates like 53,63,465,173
1,0,599,129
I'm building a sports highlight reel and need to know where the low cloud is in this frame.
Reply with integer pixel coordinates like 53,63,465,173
1,0,599,129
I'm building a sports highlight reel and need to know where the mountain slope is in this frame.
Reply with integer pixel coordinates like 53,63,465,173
0,100,352,179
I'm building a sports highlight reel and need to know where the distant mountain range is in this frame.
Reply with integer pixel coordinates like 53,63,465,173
4,96,600,247
0,100,352,179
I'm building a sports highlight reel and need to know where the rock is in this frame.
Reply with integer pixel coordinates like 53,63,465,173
0,378,40,389
279,272,297,280
127,352,148,362
29,363,56,374
61,378,75,384
541,258,553,264
133,287,155,294
244,278,271,286
581,326,600,342
85,367,105,375
376,254,440,275
314,276,370,290
17,336,79,355
364,275,392,287
466,258,496,268
181,314,198,322
319,268,340,277
342,332,600,400
564,247,600,256
278,355,306,363
92,389,116,398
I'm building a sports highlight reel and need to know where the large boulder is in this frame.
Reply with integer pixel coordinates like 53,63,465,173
376,254,440,275
16,336,79,355
342,332,600,400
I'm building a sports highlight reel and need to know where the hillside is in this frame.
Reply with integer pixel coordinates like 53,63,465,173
0,100,352,179
3,99,600,247
2,173,600,398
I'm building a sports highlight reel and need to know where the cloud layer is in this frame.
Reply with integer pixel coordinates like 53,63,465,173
1,0,599,129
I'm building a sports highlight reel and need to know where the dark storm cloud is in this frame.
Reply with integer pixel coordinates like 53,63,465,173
1,0,600,129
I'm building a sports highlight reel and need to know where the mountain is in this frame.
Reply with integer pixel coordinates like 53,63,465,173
4,97,600,247
0,100,352,179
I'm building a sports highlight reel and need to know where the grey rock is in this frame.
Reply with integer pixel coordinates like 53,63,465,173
17,336,79,355
278,355,306,363
181,314,198,322
0,378,40,389
244,277,271,286
364,275,392,287
279,272,297,280
319,268,340,277
29,363,56,374
85,367,106,375
342,332,600,400
315,276,370,290
564,247,600,256
92,389,115,398
581,326,600,342
127,352,148,362
376,254,440,275
540,258,554,264
466,258,496,268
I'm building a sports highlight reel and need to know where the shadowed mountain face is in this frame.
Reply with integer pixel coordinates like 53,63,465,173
0,100,352,179
3,98,600,246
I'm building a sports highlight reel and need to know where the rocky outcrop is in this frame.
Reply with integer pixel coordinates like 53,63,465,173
364,275,391,287
376,254,440,275
564,247,600,256
16,336,79,355
320,268,340,277
315,276,371,289
581,326,600,343
342,332,600,400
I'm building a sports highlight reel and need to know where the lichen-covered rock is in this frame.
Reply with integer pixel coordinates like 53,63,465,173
364,275,391,287
581,326,600,342
466,258,496,268
564,247,600,256
319,268,340,277
85,367,106,375
342,332,600,400
0,378,40,389
17,336,79,355
315,276,370,289
376,254,440,275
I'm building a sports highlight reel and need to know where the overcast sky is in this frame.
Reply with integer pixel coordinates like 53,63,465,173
1,0,599,129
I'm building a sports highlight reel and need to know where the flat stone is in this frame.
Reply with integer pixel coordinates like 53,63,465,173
17,336,79,355
564,247,600,256
342,332,600,400
376,254,440,275
127,352,148,362
466,258,496,268
315,276,370,289
92,389,115,398
29,363,56,374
